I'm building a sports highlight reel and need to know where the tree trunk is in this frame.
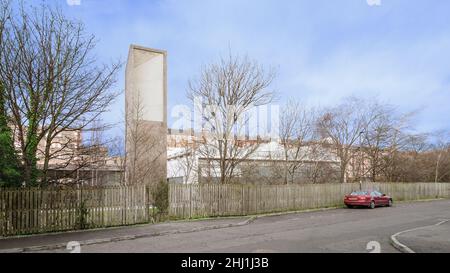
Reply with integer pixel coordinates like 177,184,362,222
435,153,442,183
340,161,347,183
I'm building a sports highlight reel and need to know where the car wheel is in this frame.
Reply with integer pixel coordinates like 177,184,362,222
388,199,393,207
369,201,375,209
346,205,353,209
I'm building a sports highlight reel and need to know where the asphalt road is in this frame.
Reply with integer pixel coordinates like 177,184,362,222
36,200,450,253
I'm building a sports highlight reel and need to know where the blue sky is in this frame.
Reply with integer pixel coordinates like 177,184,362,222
55,0,450,136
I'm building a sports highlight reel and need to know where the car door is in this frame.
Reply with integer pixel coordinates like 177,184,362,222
371,191,383,206
375,191,388,205
381,191,390,205
370,191,379,206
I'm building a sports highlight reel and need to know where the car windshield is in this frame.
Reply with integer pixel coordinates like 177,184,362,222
350,191,368,196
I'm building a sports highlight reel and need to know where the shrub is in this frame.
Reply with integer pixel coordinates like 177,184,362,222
152,180,169,221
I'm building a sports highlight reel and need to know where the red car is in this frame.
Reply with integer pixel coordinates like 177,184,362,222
344,190,393,209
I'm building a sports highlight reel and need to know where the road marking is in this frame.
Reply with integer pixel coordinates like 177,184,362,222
390,219,450,253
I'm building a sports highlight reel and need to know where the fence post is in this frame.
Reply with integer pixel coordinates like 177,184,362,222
241,184,244,216
145,185,150,222
275,186,278,211
189,184,192,219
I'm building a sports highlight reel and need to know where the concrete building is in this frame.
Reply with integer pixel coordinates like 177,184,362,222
167,139,341,184
9,125,123,186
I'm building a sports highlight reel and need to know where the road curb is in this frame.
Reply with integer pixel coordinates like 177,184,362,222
390,219,450,253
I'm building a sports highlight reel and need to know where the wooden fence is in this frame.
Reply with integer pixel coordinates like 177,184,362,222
1,182,450,237
169,182,450,219
0,185,152,237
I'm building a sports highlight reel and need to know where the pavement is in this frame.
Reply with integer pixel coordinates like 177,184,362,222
0,217,253,252
392,219,450,253
1,199,450,253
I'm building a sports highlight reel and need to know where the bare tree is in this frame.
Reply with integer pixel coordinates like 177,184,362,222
279,101,316,184
33,119,123,187
108,134,126,184
126,92,165,186
0,2,121,186
187,53,276,184
317,97,376,183
358,101,412,182
74,120,114,186
428,131,450,183
387,133,432,182
377,111,417,182
177,146,198,184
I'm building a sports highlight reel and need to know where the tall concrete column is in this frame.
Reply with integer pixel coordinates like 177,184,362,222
125,45,167,186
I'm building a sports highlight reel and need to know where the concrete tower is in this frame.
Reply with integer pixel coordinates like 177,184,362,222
125,45,167,186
